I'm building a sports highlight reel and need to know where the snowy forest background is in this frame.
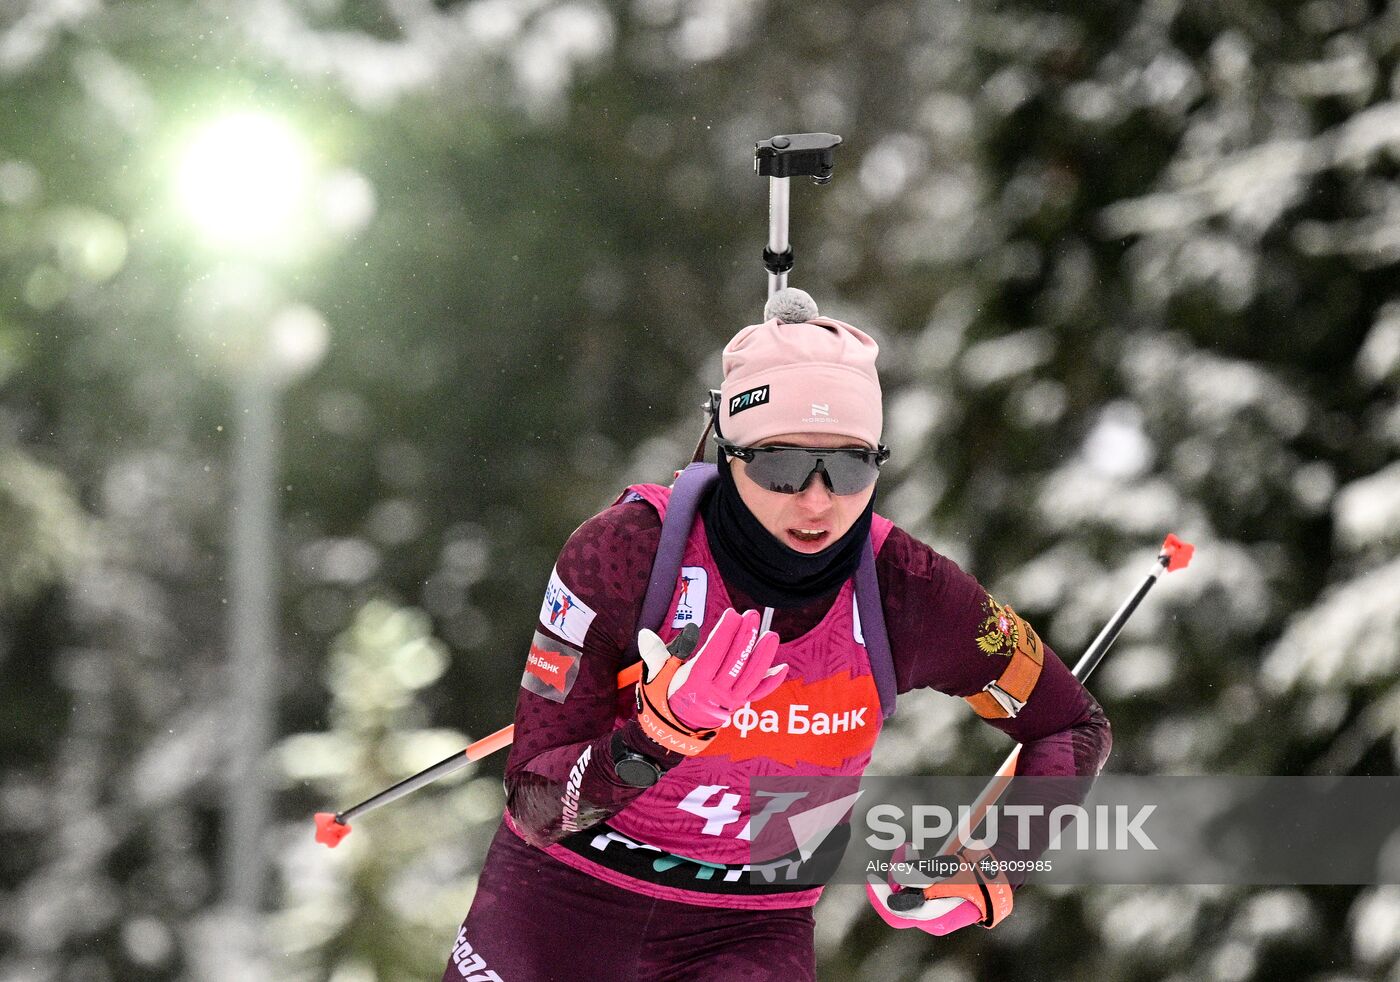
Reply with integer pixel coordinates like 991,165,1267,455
3,0,1399,979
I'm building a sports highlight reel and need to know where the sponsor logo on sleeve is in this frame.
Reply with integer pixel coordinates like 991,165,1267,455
539,566,597,647
560,745,592,833
450,926,502,982
522,632,582,702
672,566,708,629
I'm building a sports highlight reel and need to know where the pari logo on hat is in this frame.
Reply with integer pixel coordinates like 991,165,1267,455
729,385,770,417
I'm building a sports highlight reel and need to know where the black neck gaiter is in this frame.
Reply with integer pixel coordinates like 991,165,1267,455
701,455,875,609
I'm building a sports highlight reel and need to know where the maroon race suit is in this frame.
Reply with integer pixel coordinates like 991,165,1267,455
441,494,1111,981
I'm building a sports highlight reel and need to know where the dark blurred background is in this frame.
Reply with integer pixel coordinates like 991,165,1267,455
2,1,1398,979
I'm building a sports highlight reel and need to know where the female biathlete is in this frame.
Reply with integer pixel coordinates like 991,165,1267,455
441,298,1111,981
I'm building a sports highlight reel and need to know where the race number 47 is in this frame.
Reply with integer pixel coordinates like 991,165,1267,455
676,785,809,841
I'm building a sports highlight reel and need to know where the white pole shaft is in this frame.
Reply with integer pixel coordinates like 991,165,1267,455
768,176,790,298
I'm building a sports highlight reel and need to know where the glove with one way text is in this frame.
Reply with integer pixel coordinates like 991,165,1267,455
635,608,788,757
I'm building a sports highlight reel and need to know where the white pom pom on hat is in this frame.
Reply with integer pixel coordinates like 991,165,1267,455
763,287,821,324
719,292,882,448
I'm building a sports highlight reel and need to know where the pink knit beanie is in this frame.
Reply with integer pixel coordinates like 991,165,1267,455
719,307,882,448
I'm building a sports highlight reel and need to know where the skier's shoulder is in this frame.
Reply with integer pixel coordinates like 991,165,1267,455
550,497,662,627
876,524,1053,700
568,495,663,547
874,522,965,598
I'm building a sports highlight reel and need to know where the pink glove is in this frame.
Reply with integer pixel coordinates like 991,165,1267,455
638,608,788,731
865,845,1012,936
865,883,983,936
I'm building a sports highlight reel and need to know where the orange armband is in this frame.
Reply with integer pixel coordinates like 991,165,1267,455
965,601,1044,720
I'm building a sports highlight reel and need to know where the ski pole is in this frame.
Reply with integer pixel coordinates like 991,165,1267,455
883,532,1195,910
754,133,841,299
314,660,647,847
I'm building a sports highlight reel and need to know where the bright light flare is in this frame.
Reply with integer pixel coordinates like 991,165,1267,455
176,112,312,249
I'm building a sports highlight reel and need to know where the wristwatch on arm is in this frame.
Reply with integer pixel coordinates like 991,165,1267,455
610,728,667,788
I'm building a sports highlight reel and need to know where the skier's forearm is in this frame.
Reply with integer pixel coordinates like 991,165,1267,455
505,719,681,848
977,701,1112,889
1015,698,1112,779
